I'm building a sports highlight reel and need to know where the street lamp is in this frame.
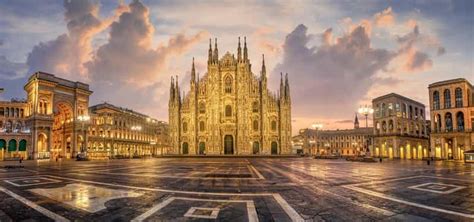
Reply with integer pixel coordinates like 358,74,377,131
358,105,374,128
77,115,90,156
311,123,323,156
131,125,142,157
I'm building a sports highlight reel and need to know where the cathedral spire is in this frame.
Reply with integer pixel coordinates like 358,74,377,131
285,73,290,100
237,37,242,62
208,38,212,64
243,36,248,62
175,75,180,101
280,72,284,99
191,57,196,84
170,76,175,101
213,38,218,63
261,54,266,75
354,113,360,129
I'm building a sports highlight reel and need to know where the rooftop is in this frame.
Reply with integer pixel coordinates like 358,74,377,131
428,78,473,88
89,102,153,119
26,71,92,92
372,93,425,107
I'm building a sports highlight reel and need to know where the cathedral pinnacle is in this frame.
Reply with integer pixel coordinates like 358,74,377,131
237,37,242,62
208,38,212,64
261,54,266,80
191,57,196,83
243,36,248,62
213,38,218,62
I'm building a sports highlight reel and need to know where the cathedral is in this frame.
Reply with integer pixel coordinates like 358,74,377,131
168,37,292,155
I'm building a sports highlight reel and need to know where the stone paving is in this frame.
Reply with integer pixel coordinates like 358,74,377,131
0,158,472,221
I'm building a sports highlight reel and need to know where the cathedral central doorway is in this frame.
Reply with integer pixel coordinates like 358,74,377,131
199,142,205,155
224,135,234,154
271,141,278,155
182,142,189,155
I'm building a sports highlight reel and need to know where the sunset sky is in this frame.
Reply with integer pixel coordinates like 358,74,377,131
0,0,473,135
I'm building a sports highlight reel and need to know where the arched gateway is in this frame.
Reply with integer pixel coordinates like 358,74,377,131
24,72,92,159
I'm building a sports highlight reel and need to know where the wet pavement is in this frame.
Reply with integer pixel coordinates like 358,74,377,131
0,158,472,221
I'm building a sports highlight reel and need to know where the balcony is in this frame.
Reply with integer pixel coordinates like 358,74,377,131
431,128,472,134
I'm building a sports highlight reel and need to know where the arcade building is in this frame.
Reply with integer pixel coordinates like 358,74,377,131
0,72,168,160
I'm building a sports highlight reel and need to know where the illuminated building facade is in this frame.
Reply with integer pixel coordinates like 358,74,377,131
429,78,474,160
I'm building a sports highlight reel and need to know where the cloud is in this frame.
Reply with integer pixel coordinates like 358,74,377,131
0,39,3,46
86,0,207,86
26,0,124,80
394,25,441,72
273,24,395,121
334,119,353,124
0,56,28,80
374,7,395,27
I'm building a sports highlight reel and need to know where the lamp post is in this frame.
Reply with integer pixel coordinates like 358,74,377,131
77,115,90,157
131,125,142,157
311,123,323,156
358,105,374,128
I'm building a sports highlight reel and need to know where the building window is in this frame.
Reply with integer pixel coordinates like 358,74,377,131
455,88,463,108
445,112,452,132
252,101,259,113
381,103,386,117
0,107,4,116
225,105,232,117
224,75,232,93
444,89,451,108
253,120,259,131
456,112,464,131
183,122,188,133
409,105,413,119
271,120,277,131
199,102,206,114
199,121,205,131
433,91,440,110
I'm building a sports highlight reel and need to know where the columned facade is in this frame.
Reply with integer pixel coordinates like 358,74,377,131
23,72,92,160
0,100,31,160
429,78,473,160
87,103,169,159
372,93,429,159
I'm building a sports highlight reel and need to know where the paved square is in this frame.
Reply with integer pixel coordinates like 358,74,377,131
30,183,143,213
184,207,220,219
409,182,466,194
4,176,61,187
0,158,472,221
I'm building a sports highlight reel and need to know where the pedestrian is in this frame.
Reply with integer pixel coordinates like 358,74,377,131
379,157,382,162
427,159,430,165
19,157,23,164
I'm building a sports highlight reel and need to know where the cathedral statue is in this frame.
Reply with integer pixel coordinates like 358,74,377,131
168,37,292,155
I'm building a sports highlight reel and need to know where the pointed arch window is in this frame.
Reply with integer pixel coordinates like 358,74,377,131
225,105,232,117
271,120,277,131
183,122,188,133
199,121,205,131
252,101,259,113
199,102,206,114
224,75,232,93
253,120,259,131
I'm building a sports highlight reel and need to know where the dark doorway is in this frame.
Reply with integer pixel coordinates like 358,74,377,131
271,141,278,155
199,142,205,155
182,142,189,155
253,142,259,154
224,135,234,154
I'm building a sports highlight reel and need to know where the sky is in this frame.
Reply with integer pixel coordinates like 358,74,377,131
0,0,473,135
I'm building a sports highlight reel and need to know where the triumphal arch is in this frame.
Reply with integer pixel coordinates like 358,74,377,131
24,72,92,159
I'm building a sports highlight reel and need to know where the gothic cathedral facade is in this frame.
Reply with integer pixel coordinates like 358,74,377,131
168,38,292,155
